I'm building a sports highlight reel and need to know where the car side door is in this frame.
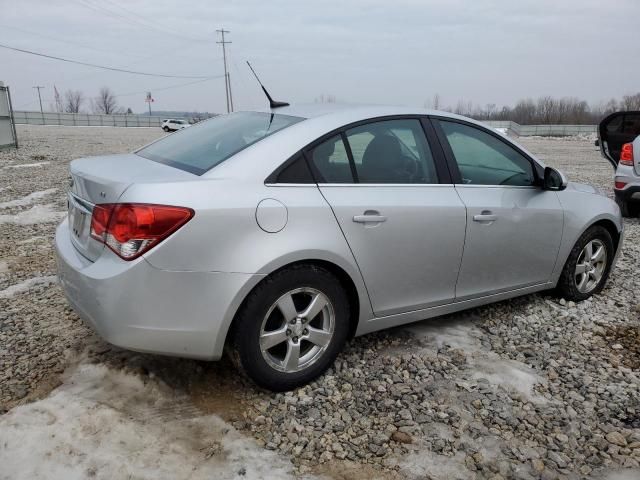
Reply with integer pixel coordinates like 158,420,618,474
432,118,564,300
310,117,467,317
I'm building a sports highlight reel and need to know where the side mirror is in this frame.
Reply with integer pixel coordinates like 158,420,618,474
543,166,568,191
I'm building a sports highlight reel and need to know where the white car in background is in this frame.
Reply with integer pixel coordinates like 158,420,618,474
161,119,190,132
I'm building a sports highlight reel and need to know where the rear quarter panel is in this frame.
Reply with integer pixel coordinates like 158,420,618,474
120,179,373,318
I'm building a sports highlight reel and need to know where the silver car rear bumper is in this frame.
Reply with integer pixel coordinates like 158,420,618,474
55,218,260,360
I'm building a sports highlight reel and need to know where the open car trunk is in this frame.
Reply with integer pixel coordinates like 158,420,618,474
598,111,640,168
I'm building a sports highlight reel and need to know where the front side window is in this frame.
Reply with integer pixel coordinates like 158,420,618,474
309,135,354,183
438,120,535,186
137,112,303,175
345,119,437,184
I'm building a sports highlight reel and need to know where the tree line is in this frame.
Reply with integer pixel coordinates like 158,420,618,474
53,87,132,115
425,92,640,125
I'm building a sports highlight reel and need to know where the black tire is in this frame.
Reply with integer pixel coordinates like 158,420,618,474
556,225,614,301
616,196,639,218
231,264,350,391
162,126,170,132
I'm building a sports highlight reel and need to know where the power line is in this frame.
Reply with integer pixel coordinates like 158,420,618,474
0,42,216,79
73,0,209,43
100,0,210,42
114,77,221,98
0,23,148,60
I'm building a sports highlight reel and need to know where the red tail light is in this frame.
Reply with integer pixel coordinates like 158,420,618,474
620,143,634,166
615,181,627,189
90,203,194,260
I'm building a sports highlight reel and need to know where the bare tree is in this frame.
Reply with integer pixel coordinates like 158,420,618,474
621,93,640,111
92,87,120,114
64,90,84,113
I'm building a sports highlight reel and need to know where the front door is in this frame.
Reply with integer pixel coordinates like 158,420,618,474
433,119,564,300
309,118,467,316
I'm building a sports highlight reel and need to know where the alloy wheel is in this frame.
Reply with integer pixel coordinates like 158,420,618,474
259,288,335,373
575,239,607,293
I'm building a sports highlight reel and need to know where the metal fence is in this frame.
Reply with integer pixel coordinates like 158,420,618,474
11,110,598,136
484,120,597,137
12,110,178,127
0,85,18,149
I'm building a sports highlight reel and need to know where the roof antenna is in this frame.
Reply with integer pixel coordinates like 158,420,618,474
246,61,289,109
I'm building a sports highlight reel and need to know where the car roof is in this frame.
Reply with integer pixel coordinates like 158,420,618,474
250,103,483,127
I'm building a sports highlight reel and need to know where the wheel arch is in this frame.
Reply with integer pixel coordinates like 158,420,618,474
552,213,622,286
217,256,370,360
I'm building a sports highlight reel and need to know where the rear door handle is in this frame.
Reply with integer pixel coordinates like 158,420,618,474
473,211,497,222
353,213,387,223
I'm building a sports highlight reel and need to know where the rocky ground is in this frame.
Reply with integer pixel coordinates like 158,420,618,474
1,126,639,479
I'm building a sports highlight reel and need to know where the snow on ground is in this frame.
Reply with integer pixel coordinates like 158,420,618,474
4,161,51,169
0,364,311,480
0,260,8,275
404,314,546,403
0,275,58,299
0,189,57,209
0,204,66,225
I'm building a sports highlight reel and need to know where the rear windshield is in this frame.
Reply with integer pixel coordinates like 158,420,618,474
137,112,304,175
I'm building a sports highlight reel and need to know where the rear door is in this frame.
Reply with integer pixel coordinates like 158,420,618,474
599,111,640,167
432,118,563,300
311,117,467,317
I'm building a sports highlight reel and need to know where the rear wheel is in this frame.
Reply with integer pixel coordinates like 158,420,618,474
556,226,614,301
232,265,350,391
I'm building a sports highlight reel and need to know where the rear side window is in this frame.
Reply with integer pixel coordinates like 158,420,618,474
274,155,314,183
438,120,535,186
137,112,303,175
309,135,354,183
345,119,438,183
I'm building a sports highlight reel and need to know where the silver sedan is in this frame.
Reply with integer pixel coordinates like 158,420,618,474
55,105,623,391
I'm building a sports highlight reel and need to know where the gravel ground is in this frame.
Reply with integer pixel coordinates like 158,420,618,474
1,126,639,479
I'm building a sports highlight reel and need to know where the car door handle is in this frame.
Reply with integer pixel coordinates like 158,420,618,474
353,214,387,223
473,211,497,222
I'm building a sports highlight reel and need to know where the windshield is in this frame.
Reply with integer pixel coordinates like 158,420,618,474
138,112,303,175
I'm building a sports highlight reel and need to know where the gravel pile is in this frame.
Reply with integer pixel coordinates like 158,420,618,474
1,127,639,479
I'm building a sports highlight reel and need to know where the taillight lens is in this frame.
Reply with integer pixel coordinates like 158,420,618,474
620,143,634,166
615,181,627,190
90,203,193,260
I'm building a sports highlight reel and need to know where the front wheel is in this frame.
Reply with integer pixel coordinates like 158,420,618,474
232,265,350,391
162,126,170,132
556,225,614,301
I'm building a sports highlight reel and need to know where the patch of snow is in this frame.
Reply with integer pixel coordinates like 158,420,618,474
0,275,57,299
0,188,57,209
18,235,47,244
0,260,8,274
602,470,640,480
0,204,65,224
405,316,546,402
5,161,51,169
0,364,308,480
400,450,470,479
494,127,508,135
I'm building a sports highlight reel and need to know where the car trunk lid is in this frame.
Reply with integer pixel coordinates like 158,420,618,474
68,153,196,261
597,111,640,169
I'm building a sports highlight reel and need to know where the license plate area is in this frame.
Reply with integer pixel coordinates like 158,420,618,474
67,192,96,254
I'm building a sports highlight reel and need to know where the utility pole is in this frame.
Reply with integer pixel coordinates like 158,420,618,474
33,86,44,114
216,28,233,113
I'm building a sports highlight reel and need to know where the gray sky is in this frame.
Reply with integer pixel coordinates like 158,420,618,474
1,0,639,114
